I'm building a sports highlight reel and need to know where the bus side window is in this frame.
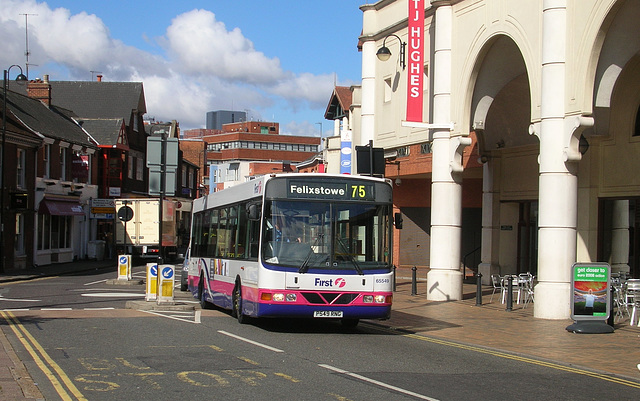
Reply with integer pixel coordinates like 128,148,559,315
237,203,248,259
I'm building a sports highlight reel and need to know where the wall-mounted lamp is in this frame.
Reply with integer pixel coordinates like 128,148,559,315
376,34,406,70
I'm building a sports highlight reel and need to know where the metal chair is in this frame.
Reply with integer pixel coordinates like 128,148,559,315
490,274,503,303
625,279,640,326
522,275,535,308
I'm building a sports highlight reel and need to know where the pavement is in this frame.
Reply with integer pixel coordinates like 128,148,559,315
0,261,638,399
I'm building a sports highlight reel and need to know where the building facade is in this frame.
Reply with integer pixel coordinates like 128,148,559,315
358,0,640,319
184,120,321,189
206,110,247,130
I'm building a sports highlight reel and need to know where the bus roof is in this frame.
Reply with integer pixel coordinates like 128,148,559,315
193,174,391,213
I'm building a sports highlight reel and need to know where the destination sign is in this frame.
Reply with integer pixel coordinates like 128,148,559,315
287,180,374,201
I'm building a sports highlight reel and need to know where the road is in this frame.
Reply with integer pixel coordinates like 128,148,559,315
0,266,638,400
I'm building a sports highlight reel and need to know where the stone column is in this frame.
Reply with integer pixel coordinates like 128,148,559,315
427,2,468,301
359,4,377,146
611,200,630,275
534,0,585,319
477,157,501,285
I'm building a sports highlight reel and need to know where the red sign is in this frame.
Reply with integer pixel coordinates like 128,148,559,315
406,0,424,123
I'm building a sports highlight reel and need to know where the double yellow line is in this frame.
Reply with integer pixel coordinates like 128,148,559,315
1,311,87,400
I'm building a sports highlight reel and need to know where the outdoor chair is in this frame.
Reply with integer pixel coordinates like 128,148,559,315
625,279,640,326
490,274,503,303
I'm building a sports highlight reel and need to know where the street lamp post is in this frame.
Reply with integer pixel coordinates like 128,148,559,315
1,65,27,273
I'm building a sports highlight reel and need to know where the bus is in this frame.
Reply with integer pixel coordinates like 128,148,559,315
186,173,397,326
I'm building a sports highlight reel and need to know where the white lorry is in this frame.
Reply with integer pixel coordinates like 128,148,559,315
114,198,177,260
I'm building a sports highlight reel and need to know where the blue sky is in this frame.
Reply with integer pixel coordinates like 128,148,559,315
0,0,370,134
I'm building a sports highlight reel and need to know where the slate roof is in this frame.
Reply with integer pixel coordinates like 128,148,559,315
47,81,146,119
77,118,125,147
1,89,98,148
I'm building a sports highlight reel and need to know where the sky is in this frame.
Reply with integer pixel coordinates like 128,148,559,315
0,0,370,135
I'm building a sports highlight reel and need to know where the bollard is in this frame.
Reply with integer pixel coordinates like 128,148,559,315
607,286,615,328
475,272,483,306
506,275,513,311
411,266,417,296
393,265,397,292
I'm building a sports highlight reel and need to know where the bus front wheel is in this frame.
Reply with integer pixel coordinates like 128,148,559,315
232,283,246,324
198,275,210,309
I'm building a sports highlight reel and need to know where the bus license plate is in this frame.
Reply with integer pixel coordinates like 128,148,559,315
314,311,343,318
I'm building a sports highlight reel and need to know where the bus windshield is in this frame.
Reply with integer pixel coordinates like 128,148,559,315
261,200,391,272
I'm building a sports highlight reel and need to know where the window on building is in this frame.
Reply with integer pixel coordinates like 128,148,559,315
37,214,50,250
182,166,187,186
136,157,143,181
384,77,393,102
15,213,24,255
128,156,134,179
46,215,72,250
59,147,66,180
16,149,26,189
44,144,51,179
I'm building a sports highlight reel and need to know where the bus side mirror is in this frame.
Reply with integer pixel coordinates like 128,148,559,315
394,212,403,229
247,203,261,221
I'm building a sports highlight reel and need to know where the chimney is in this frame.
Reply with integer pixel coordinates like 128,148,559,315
26,75,52,107
96,74,103,82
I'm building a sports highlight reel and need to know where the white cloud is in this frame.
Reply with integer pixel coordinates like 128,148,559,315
270,72,336,110
164,9,284,85
0,1,341,131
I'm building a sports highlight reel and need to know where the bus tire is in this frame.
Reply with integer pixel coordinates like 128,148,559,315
232,282,246,324
198,274,210,310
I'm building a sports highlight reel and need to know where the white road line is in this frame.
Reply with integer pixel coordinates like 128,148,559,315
41,308,73,311
319,364,440,401
0,297,41,302
83,307,115,310
217,330,284,353
140,310,200,324
1,309,30,312
80,293,145,297
84,279,107,286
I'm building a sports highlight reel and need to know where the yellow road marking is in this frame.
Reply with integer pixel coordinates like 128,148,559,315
372,325,640,389
1,311,88,400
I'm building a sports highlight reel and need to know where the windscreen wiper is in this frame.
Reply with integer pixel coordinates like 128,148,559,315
299,233,325,273
335,236,364,275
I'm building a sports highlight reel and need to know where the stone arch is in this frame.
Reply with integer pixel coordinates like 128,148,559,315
467,35,535,155
592,0,640,137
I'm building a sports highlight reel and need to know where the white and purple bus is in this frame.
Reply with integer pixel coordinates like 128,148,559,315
187,174,396,326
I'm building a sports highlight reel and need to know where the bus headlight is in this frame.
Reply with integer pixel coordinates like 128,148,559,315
272,293,284,302
363,295,374,303
286,293,297,302
374,295,386,303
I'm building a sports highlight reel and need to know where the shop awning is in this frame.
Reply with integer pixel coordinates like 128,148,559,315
39,200,84,216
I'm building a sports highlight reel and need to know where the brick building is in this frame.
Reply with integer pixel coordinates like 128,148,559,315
183,120,320,191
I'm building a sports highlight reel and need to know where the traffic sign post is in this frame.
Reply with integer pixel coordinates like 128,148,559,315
157,264,175,305
118,255,132,281
146,262,158,301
